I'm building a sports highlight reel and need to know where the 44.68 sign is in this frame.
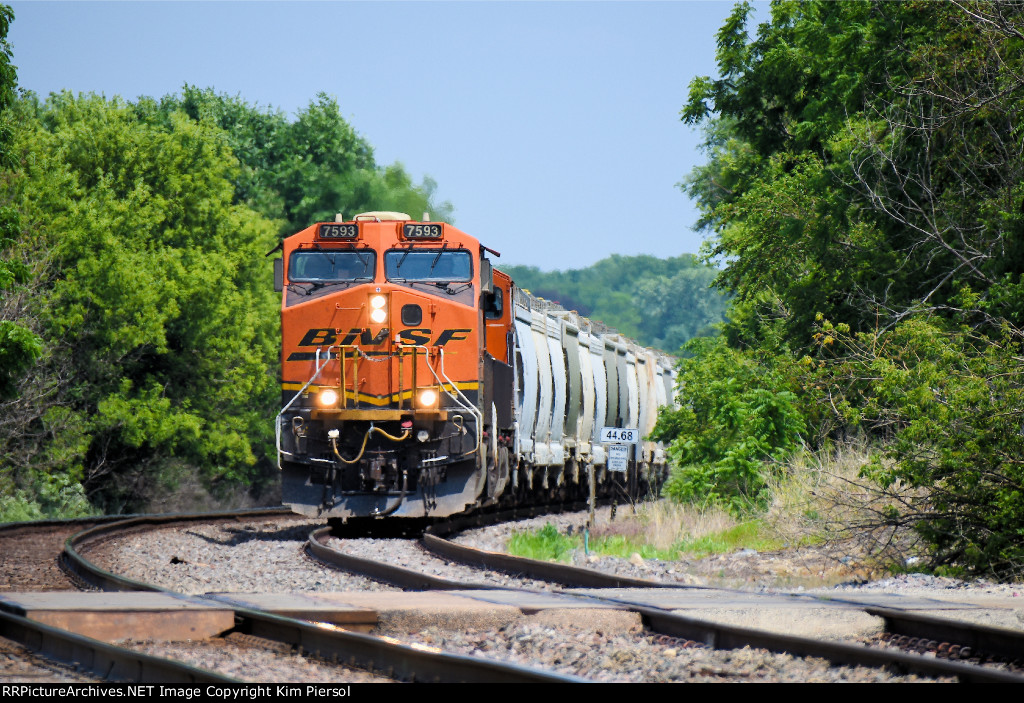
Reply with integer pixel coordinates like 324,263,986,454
599,427,640,444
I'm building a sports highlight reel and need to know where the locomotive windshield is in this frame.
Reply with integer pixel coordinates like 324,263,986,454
289,250,375,282
385,250,472,282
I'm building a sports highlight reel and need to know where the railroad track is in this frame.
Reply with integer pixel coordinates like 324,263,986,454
0,516,254,683
1,515,127,593
307,516,1024,682
6,509,1024,682
0,609,239,683
57,511,579,683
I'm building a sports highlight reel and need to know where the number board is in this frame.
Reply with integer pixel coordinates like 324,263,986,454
403,223,443,239
318,224,358,239
608,444,629,472
599,427,640,444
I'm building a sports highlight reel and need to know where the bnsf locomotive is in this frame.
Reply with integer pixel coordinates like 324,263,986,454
275,212,676,520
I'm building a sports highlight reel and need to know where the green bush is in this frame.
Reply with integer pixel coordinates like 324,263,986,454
820,316,1024,578
653,336,807,513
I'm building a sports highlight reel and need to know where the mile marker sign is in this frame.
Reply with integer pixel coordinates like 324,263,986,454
600,427,639,444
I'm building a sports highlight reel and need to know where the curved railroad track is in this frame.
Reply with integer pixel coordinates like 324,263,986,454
59,510,580,683
307,514,1024,682
0,515,257,683
6,509,1024,683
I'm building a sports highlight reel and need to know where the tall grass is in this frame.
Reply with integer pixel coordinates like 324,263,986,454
507,523,576,562
508,503,784,563
760,440,927,569
508,441,920,573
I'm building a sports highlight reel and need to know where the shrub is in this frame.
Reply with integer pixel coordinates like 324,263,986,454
653,336,807,513
819,316,1024,578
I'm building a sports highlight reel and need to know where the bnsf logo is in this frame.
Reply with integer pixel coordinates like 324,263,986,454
297,328,471,347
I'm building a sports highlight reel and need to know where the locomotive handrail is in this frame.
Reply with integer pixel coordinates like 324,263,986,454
398,343,482,458
437,347,483,457
395,344,419,410
276,345,335,469
333,343,363,408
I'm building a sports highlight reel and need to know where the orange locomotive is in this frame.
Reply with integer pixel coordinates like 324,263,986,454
275,212,675,520
276,211,514,519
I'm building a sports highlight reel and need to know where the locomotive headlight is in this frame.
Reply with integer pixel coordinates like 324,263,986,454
369,294,387,324
417,388,438,408
318,388,339,407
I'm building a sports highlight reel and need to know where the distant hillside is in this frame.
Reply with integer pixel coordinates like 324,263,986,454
500,254,728,354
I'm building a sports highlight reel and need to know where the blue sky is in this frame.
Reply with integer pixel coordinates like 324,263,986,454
9,1,754,269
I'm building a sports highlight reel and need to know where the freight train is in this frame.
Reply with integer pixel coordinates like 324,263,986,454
274,212,677,520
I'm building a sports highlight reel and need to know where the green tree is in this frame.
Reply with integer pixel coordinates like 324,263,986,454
684,1,1024,344
155,87,453,235
664,1,1024,575
1,74,461,519
0,4,42,400
502,254,727,353
816,315,1024,577
2,92,279,515
652,336,808,512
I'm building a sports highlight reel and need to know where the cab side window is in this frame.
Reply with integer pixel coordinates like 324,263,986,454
484,286,504,319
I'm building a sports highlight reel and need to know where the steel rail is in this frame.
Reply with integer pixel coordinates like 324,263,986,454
421,530,677,588
63,512,583,683
423,500,708,588
0,609,238,683
612,598,1024,683
65,508,1024,683
864,606,1024,663
307,501,676,589
354,522,1024,683
307,526,500,590
1,514,126,534
430,500,597,534
234,606,582,683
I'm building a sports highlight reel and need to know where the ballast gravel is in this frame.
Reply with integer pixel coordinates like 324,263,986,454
374,622,949,683
121,637,394,683
84,518,400,594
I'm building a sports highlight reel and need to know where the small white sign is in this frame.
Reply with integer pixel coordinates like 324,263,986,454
600,426,640,444
608,444,629,472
